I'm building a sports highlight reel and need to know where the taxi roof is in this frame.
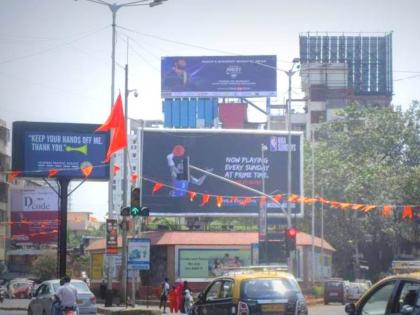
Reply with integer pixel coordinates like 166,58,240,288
220,270,294,282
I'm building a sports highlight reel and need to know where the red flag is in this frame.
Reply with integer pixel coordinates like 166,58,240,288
273,194,282,203
130,172,138,183
382,205,393,217
200,194,210,207
81,165,93,177
188,191,197,202
402,206,413,220
48,169,59,178
152,183,164,194
113,164,121,175
7,170,21,183
97,94,127,162
216,196,223,208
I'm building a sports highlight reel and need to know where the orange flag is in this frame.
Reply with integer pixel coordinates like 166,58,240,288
96,94,127,163
130,172,138,183
113,164,121,175
48,169,59,178
382,205,393,217
402,206,413,219
81,165,93,177
188,191,197,202
7,170,21,182
216,196,223,208
200,194,210,207
273,194,282,203
152,183,163,194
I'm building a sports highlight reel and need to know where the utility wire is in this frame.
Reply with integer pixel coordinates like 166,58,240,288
0,25,109,65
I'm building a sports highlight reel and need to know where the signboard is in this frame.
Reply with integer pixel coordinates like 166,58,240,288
106,219,118,255
10,188,59,243
161,55,277,97
128,238,150,270
12,122,110,180
177,248,251,279
141,129,303,217
91,253,104,280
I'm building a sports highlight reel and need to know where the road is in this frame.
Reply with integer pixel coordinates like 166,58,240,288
0,303,346,315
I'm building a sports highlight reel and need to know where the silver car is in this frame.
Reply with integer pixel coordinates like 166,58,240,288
28,279,96,315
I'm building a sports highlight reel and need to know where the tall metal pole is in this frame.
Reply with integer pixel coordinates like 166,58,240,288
321,186,324,278
259,144,268,264
120,63,129,306
58,177,70,278
287,70,292,222
311,129,315,284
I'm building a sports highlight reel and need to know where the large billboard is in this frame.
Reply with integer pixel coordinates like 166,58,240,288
177,247,251,279
161,55,277,98
10,188,59,243
140,129,303,217
12,122,110,180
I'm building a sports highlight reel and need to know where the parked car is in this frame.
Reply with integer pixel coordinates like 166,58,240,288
324,279,349,305
8,279,34,299
28,279,96,315
345,272,420,315
346,282,369,302
189,268,308,315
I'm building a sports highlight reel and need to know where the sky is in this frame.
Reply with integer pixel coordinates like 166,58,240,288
2,0,420,220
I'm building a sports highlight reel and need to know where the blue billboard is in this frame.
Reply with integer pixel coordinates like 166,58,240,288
12,122,110,180
161,55,277,97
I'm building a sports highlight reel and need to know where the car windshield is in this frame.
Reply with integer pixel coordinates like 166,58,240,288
241,278,297,299
52,281,90,293
326,281,343,288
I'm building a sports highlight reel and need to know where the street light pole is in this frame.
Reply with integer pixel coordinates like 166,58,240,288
76,0,167,307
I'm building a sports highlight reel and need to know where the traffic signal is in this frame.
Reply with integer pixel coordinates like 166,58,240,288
285,227,298,252
130,188,140,209
120,206,130,217
130,206,150,217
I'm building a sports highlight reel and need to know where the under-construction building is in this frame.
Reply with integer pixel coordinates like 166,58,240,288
292,32,393,138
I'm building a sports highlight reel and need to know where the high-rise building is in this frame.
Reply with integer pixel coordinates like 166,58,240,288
0,120,10,270
290,32,393,138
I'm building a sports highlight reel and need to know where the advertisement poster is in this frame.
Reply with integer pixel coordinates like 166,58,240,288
106,219,118,255
91,253,104,280
178,248,251,279
141,129,303,216
161,55,277,97
12,122,109,180
128,238,150,270
10,188,59,243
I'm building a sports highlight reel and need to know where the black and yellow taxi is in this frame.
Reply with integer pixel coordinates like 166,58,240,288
345,272,420,315
189,267,308,315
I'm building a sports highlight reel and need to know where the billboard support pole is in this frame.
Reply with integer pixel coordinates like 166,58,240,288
189,164,291,227
58,177,70,278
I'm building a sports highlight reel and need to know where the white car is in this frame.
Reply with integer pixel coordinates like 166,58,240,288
28,279,96,315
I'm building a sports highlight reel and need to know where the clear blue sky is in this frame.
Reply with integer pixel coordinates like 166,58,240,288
2,0,420,220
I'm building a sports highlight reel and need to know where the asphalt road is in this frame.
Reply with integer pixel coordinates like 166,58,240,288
0,311,26,315
309,304,346,315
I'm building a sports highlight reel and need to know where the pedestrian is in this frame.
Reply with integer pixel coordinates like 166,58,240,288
181,281,191,314
159,277,170,314
99,279,107,300
168,285,177,313
183,285,193,314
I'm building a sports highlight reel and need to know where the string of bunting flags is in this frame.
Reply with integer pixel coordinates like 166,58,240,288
1,164,419,221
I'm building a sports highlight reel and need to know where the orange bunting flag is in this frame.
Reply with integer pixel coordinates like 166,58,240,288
7,170,21,182
96,93,128,163
188,191,197,202
288,194,300,203
81,165,93,178
200,194,210,207
152,183,163,194
130,172,138,183
362,205,376,212
273,194,282,203
381,205,393,217
230,196,238,202
351,204,365,210
113,164,121,175
48,169,59,178
402,206,413,220
339,203,352,209
240,197,253,206
216,196,223,208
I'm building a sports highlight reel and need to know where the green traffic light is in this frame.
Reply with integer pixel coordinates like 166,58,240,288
131,207,140,216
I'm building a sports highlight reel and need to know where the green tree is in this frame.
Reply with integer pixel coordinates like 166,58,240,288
303,102,420,280
32,251,57,281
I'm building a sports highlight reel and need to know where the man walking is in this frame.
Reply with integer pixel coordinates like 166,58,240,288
159,277,170,314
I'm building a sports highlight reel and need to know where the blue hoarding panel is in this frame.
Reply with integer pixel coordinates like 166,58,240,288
204,99,213,127
12,122,110,180
161,55,277,98
188,99,197,128
180,99,189,128
172,99,181,128
163,99,172,128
